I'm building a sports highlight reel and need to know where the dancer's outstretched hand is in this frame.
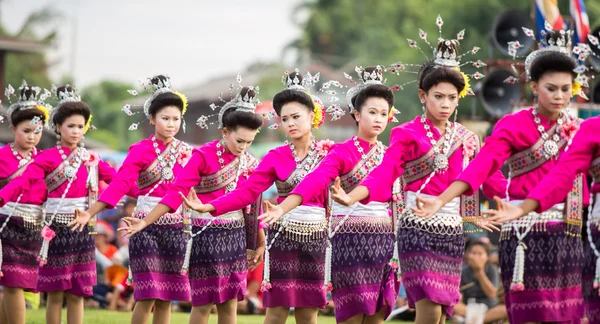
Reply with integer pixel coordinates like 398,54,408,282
330,177,353,206
117,217,147,238
180,189,205,213
410,196,443,219
484,197,524,224
257,201,284,226
68,209,92,232
469,217,501,232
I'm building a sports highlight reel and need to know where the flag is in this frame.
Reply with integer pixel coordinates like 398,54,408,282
535,0,565,38
570,0,590,44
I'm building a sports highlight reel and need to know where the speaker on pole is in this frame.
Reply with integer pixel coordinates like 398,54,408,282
592,80,600,104
588,26,600,70
479,69,521,118
492,9,536,57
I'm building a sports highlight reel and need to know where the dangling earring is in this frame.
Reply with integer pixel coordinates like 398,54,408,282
453,107,458,124
533,92,538,106
79,136,85,148
421,101,426,114
56,133,61,141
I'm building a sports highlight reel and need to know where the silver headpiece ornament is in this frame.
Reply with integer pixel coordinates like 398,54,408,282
3,80,51,133
502,23,591,99
122,75,189,132
387,14,485,95
48,84,83,132
196,74,263,129
320,65,401,122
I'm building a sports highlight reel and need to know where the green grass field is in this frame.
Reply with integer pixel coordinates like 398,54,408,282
25,308,413,323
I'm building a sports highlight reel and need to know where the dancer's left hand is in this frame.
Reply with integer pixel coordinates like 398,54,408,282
248,244,265,271
117,217,147,238
483,197,524,224
257,201,284,226
410,196,443,219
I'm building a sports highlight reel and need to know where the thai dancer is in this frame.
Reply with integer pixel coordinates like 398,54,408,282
328,17,507,324
0,85,116,324
412,29,589,323
68,75,192,324
119,80,264,324
0,81,49,324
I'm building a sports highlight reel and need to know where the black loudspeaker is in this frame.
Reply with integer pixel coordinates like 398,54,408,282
588,26,600,70
479,69,521,118
492,9,536,57
592,80,600,104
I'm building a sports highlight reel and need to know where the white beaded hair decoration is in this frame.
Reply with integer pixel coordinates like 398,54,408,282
3,80,52,134
320,65,400,122
503,22,591,100
263,68,324,130
196,74,264,130
122,75,190,132
387,14,485,95
48,84,87,132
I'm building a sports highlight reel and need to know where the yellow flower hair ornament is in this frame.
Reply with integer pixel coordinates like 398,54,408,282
33,104,51,124
459,72,471,98
173,91,189,115
571,81,582,98
388,106,399,123
84,114,93,134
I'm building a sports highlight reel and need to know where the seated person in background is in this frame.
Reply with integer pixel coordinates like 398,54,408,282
453,239,507,324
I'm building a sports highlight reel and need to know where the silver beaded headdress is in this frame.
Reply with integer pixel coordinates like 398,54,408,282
196,74,263,129
3,80,51,133
265,69,326,130
387,14,485,96
48,84,87,132
319,65,400,122
502,22,591,99
122,75,189,132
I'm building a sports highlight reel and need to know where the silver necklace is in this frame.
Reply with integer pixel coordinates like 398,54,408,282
216,140,247,193
420,115,453,172
353,136,384,168
11,143,36,168
56,143,82,179
152,135,178,181
532,109,564,159
287,140,318,182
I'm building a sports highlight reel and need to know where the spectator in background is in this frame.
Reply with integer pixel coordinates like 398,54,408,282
95,221,118,259
453,240,507,324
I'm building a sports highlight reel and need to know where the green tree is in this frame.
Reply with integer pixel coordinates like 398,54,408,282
287,0,533,124
80,80,140,150
0,3,60,90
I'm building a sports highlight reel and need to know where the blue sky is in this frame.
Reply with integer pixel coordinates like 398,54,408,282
5,0,300,87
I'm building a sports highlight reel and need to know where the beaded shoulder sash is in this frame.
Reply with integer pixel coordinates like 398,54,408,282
45,148,80,193
243,156,261,250
506,121,566,177
193,153,256,194
0,159,33,189
339,143,385,193
403,124,471,183
401,124,480,218
507,120,583,236
591,156,600,184
137,140,178,190
275,152,326,197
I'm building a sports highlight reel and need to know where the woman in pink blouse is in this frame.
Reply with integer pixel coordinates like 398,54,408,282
257,66,400,324
411,30,588,323
0,82,48,324
176,70,331,324
327,40,507,324
485,116,600,322
119,85,264,324
0,85,116,324
69,75,192,324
